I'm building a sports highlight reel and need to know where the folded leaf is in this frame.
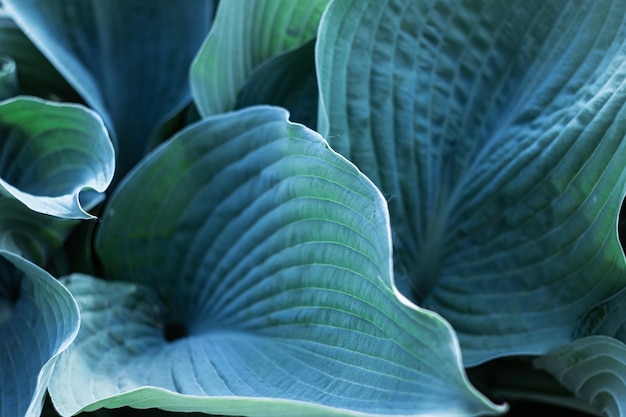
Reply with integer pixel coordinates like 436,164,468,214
191,0,328,118
317,0,626,364
0,250,79,417
0,96,114,219
49,106,504,417
534,336,626,417
4,0,214,177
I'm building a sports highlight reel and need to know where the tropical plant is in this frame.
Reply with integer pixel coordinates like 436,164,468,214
1,0,626,416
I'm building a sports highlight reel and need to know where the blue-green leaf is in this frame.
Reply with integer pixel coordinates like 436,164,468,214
191,0,328,118
0,198,76,266
317,0,626,364
0,250,79,417
0,96,114,219
4,0,214,177
534,336,626,417
235,39,319,127
48,106,504,417
0,10,79,101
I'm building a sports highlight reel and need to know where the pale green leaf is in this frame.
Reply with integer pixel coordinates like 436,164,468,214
191,0,328,118
317,0,626,364
49,106,504,417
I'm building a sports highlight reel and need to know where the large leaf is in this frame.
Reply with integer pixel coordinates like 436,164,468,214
191,0,328,118
317,0,626,365
0,249,79,417
4,0,214,177
0,96,114,219
0,10,80,101
48,106,504,417
534,336,626,417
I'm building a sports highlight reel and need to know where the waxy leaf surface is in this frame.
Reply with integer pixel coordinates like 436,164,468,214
317,0,626,364
48,106,503,417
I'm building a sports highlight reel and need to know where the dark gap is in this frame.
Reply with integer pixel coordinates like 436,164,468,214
163,321,187,342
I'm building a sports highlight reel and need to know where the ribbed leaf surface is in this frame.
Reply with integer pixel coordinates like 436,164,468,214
48,106,504,417
317,0,626,364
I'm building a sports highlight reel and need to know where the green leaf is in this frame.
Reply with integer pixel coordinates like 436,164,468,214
0,249,80,417
4,0,214,177
0,198,76,266
0,96,114,219
235,39,319,128
49,106,504,417
0,10,80,101
534,336,626,417
317,0,626,364
191,0,328,118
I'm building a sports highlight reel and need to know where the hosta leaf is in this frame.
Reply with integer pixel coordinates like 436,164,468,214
0,250,79,417
0,96,114,219
0,198,76,266
235,39,319,128
191,0,328,118
534,336,626,417
317,0,626,364
0,10,79,101
4,0,214,177
48,106,504,417
575,287,626,341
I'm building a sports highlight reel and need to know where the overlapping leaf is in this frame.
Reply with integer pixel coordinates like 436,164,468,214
191,0,328,118
534,336,626,417
236,39,319,127
4,0,214,177
48,106,504,417
0,10,79,101
0,96,114,219
0,250,79,417
317,0,626,364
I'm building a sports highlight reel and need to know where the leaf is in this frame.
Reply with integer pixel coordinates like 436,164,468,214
0,96,114,219
48,106,504,417
534,336,626,417
0,198,76,266
4,0,215,177
191,0,328,118
235,39,319,128
316,0,626,364
0,249,80,417
0,10,80,101
0,55,18,100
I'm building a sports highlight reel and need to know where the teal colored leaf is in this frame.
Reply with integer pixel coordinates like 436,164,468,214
317,0,626,364
0,10,79,101
48,106,504,417
0,198,76,266
4,0,214,177
191,0,328,118
236,39,319,128
0,96,114,219
534,336,626,417
0,249,80,417
0,55,18,100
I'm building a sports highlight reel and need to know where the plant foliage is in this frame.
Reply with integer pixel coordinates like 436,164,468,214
1,0,626,416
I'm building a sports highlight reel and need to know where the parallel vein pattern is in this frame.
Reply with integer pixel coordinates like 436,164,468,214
49,106,503,417
317,0,626,364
